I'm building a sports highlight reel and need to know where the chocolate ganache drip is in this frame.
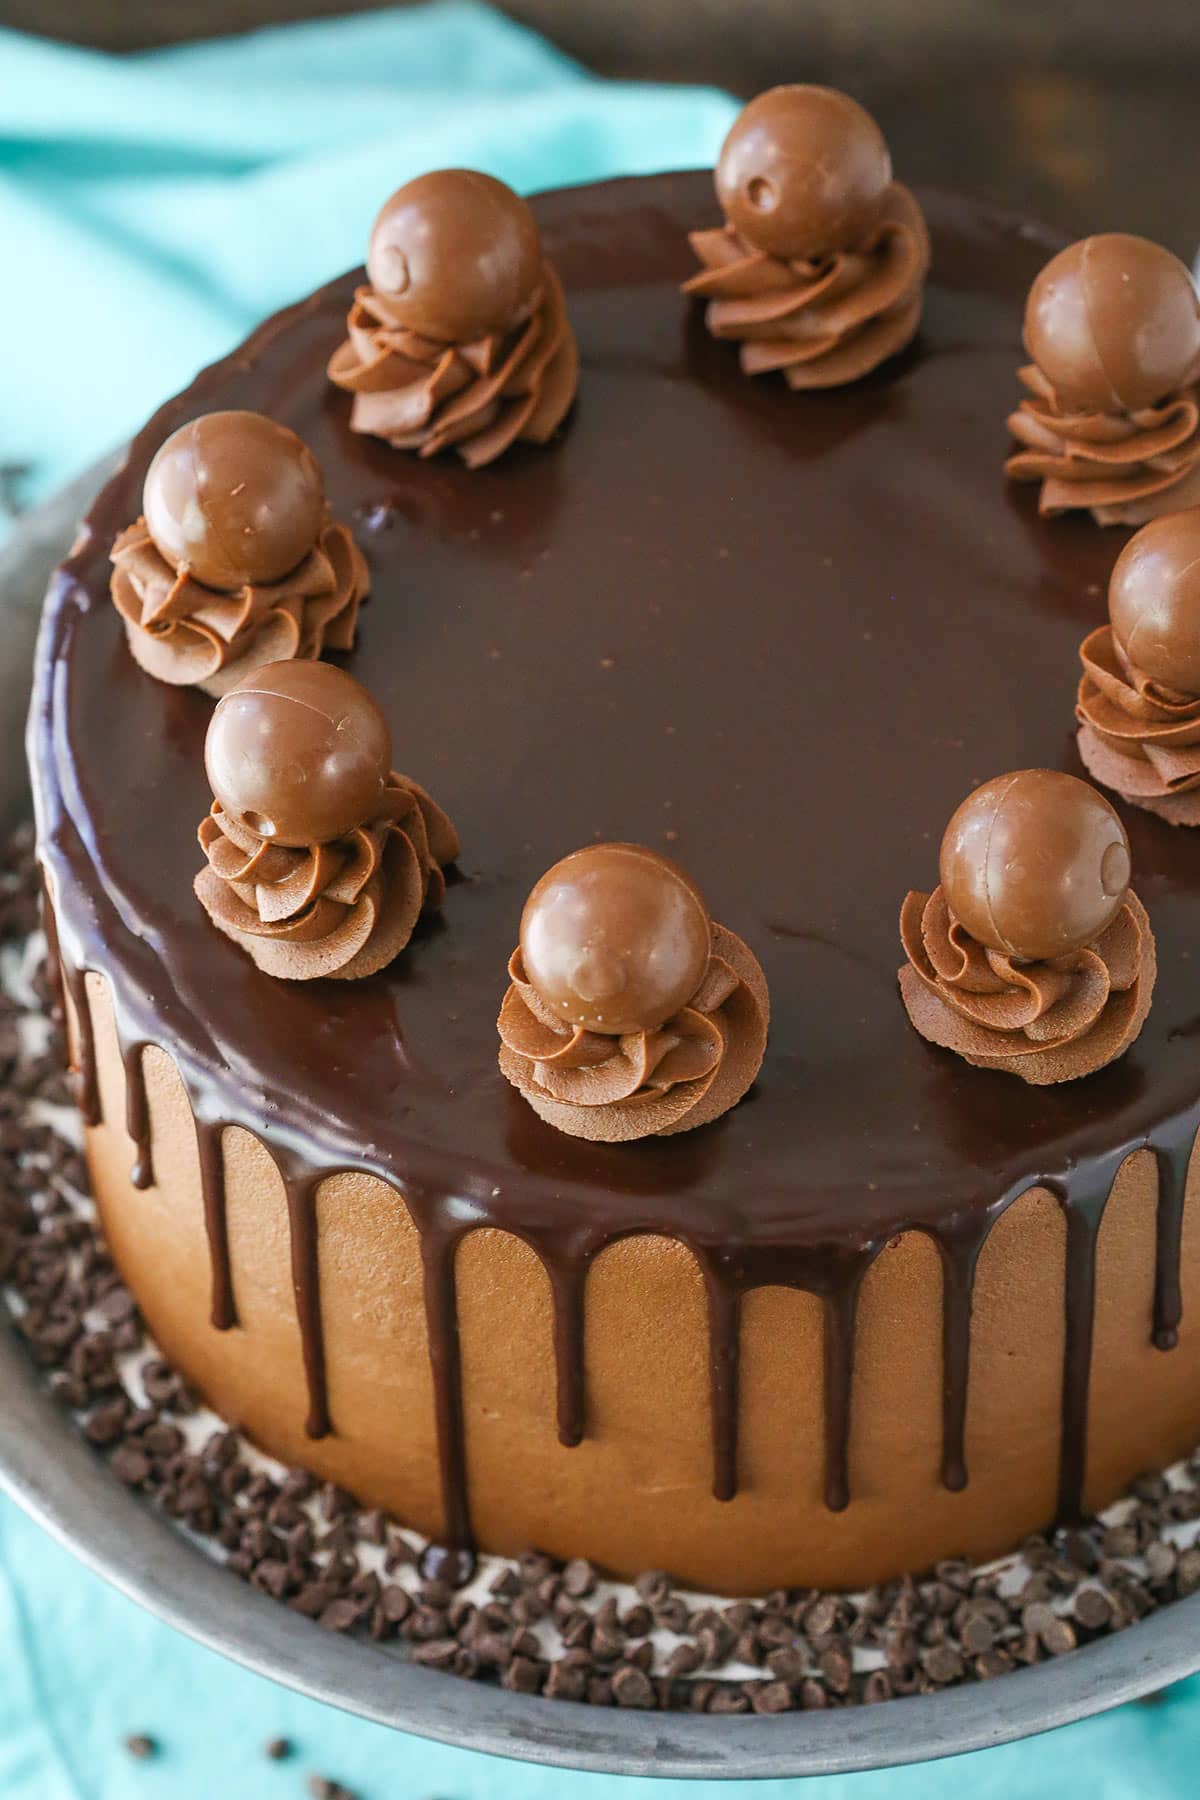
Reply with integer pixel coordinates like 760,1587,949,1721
110,411,367,695
1078,511,1200,824
498,843,769,1141
682,85,929,389
195,661,458,981
900,771,1155,1084
327,169,578,469
1006,235,1200,525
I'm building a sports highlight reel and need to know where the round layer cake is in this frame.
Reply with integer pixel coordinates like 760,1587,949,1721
28,173,1200,1595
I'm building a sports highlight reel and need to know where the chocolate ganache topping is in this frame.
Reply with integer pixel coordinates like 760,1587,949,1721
498,843,769,1141
1078,510,1200,823
899,770,1155,1085
682,85,929,389
327,169,578,469
195,660,458,981
1006,235,1200,525
110,411,368,695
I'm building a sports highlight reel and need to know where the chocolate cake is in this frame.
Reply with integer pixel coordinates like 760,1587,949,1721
28,165,1200,1598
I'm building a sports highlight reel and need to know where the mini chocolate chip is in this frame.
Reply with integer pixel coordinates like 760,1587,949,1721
411,1638,459,1671
123,1734,157,1759
666,1642,703,1680
264,1737,292,1760
1041,1615,1077,1655
110,1446,151,1486
922,1643,964,1684
707,1686,750,1714
751,1680,793,1714
634,1569,671,1603
613,1664,656,1708
766,1646,807,1683
502,1656,544,1695
960,1612,995,1656
562,1556,595,1597
1074,1587,1113,1630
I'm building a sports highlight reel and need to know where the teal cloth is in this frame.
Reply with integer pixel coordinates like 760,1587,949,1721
0,6,1196,1795
0,0,736,525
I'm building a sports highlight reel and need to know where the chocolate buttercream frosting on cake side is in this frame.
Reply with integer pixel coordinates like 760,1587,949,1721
327,169,578,468
498,844,769,1140
683,85,929,388
899,771,1156,1084
1006,235,1200,526
194,661,458,981
1077,512,1200,823
110,411,368,695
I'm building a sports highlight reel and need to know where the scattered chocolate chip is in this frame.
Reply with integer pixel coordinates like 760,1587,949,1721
751,1679,793,1714
562,1556,595,1597
123,1734,157,1759
264,1736,292,1760
612,1663,656,1708
922,1643,964,1685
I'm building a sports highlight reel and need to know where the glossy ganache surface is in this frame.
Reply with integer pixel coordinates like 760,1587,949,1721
30,175,1200,1333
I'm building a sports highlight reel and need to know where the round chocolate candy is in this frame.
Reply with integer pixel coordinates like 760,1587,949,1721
206,660,391,847
520,843,712,1035
143,411,325,591
1024,234,1200,415
939,770,1131,963
1109,510,1200,696
715,85,892,262
366,169,543,344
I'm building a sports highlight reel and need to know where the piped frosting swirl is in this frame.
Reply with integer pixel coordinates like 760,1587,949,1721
195,775,457,982
1005,234,1200,526
683,182,929,389
110,410,367,695
327,169,577,468
499,924,768,1141
1005,368,1200,526
899,886,1155,1084
111,514,366,696
898,770,1155,1084
497,843,768,1141
682,85,928,388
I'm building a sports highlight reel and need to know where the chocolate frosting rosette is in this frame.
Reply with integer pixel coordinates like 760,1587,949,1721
194,661,458,982
327,169,578,469
498,843,769,1141
682,85,929,389
110,411,368,695
899,770,1155,1084
1006,235,1200,525
1077,511,1200,823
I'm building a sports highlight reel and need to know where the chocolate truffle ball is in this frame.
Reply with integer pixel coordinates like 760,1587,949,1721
144,411,325,591
520,843,712,1035
1024,235,1200,415
205,660,391,847
1109,510,1200,696
366,169,543,344
715,85,892,262
939,770,1131,963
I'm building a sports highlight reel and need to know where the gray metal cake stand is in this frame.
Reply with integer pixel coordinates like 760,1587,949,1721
3,463,1200,1780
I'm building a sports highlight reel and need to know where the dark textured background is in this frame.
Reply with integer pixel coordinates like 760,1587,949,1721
4,0,1200,253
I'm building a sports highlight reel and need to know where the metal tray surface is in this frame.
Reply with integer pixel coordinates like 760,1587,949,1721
3,461,1200,1779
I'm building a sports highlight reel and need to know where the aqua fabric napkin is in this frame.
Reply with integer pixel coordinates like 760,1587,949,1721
0,6,1196,1796
0,0,736,529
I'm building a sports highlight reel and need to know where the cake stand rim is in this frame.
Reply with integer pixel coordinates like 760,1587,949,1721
3,459,1199,1779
